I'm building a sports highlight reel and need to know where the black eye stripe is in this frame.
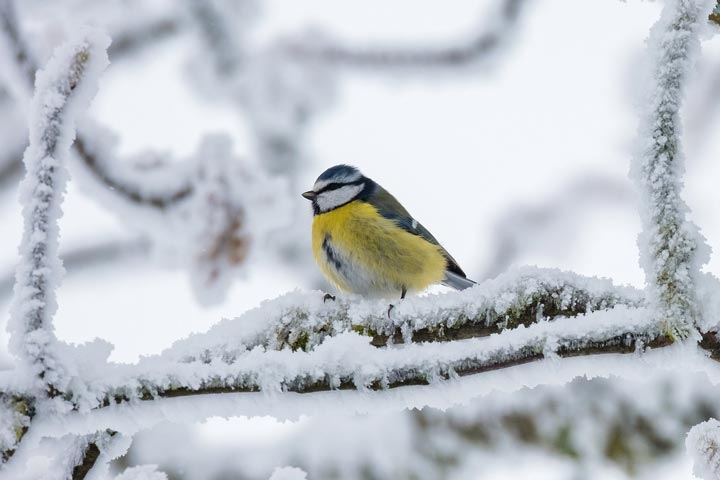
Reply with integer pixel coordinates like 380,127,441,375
316,180,363,194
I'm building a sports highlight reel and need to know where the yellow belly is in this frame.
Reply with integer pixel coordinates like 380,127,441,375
311,200,447,296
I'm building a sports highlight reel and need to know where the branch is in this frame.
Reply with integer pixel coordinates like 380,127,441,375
80,276,663,406
0,395,32,464
480,175,633,280
0,238,148,301
0,0,34,97
108,16,182,60
711,2,720,25
687,419,720,480
8,30,109,395
0,0,194,208
167,267,645,359
70,430,119,480
631,0,713,338
284,0,527,71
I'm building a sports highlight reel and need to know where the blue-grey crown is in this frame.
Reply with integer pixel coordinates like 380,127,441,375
315,164,363,185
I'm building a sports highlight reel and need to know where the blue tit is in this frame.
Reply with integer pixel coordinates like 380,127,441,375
302,164,475,300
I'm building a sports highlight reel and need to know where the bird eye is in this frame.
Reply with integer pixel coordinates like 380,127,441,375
320,182,342,192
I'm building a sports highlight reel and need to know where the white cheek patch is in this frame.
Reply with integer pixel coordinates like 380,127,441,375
313,171,362,191
316,184,364,212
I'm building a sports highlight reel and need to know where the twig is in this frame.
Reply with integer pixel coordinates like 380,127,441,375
108,17,182,60
0,238,149,300
0,0,194,208
285,0,527,70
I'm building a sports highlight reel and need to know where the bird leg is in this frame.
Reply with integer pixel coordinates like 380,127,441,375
323,293,336,303
387,287,407,318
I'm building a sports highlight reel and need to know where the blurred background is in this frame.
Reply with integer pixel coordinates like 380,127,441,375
1,0,720,478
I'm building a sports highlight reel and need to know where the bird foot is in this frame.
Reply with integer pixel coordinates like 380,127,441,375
323,293,336,303
387,304,395,318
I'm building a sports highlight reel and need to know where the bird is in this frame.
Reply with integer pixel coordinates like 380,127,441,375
302,164,475,302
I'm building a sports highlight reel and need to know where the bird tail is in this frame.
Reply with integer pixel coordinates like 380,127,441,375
442,271,477,291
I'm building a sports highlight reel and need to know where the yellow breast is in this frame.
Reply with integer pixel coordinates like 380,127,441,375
311,200,447,296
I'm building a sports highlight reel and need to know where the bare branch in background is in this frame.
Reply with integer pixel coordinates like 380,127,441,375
0,0,34,97
0,0,194,208
108,16,183,61
0,238,148,301
480,176,633,280
284,0,527,71
0,147,23,190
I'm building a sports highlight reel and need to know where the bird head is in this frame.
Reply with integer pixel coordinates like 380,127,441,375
302,164,371,214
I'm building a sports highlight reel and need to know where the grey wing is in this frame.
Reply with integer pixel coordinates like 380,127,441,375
368,185,475,290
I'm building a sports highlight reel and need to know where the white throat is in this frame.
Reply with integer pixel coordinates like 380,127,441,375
316,184,364,212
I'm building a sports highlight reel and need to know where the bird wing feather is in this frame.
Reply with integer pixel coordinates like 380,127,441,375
367,185,469,279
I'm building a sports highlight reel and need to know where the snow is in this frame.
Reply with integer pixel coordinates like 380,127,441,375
115,466,168,480
7,28,109,395
687,419,720,479
269,466,307,480
0,395,28,453
0,0,719,478
631,0,715,338
164,266,645,362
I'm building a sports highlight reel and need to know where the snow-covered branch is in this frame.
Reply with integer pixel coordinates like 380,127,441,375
631,0,714,339
688,419,720,479
0,0,194,209
98,306,669,405
710,2,720,25
31,269,663,410
171,267,645,358
0,395,30,463
8,31,109,395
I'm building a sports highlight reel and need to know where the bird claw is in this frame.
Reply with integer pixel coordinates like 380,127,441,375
323,293,336,303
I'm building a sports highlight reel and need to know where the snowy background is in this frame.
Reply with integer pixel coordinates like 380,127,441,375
1,0,720,478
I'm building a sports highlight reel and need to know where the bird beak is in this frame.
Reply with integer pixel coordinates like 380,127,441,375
302,191,317,201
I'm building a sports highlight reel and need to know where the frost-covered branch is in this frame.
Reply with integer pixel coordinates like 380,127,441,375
54,270,667,408
0,395,31,464
0,0,195,208
687,419,720,479
8,31,109,395
168,267,644,358
710,2,720,25
631,0,714,339
125,375,720,478
101,310,670,404
70,430,121,480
